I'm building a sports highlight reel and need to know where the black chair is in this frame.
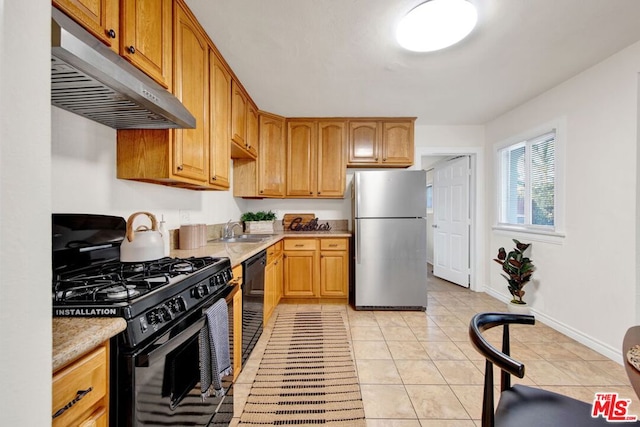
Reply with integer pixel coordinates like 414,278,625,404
469,312,638,427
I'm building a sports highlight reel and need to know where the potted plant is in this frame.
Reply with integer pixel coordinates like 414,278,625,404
494,239,535,312
240,210,277,234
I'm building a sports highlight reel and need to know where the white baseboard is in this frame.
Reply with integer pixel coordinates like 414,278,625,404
483,287,622,364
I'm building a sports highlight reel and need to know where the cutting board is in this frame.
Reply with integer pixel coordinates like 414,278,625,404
283,213,316,230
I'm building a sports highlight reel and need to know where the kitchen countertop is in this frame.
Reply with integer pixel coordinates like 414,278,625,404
53,317,127,372
171,231,352,267
52,231,351,372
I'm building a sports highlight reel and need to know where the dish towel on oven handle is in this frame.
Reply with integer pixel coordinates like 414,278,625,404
199,298,233,400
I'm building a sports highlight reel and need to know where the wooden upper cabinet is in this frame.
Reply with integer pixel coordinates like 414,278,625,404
286,121,317,197
381,120,414,166
347,119,415,167
258,112,286,197
286,119,346,198
231,81,258,159
209,49,231,188
54,0,172,89
120,0,172,89
53,0,119,52
348,121,380,165
317,120,347,197
247,102,259,157
172,1,208,182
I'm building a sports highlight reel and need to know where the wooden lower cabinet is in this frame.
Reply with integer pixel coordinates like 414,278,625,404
282,237,349,301
52,343,109,427
264,241,283,324
230,264,243,380
320,238,349,297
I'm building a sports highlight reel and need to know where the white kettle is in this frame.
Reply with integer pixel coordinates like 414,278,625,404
120,211,165,262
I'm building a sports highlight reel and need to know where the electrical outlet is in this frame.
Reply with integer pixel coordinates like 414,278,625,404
179,210,190,224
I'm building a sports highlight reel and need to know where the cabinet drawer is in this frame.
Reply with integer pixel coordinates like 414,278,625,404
53,345,107,427
266,240,283,262
284,239,317,251
320,238,348,251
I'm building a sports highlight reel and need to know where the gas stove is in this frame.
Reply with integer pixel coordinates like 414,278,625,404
52,214,234,348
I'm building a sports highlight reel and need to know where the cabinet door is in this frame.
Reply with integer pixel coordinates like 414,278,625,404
121,0,172,89
317,120,346,197
348,121,381,165
231,81,248,150
209,49,231,188
274,253,283,304
382,121,414,166
246,102,259,158
258,113,286,197
283,251,317,297
320,250,348,297
264,259,275,324
286,120,317,197
53,345,108,427
53,0,119,52
232,286,242,379
173,4,208,182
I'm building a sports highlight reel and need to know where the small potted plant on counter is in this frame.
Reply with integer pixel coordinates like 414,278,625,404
494,239,535,313
240,210,277,234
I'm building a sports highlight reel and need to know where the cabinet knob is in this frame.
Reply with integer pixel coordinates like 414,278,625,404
177,165,184,171
318,192,321,195
375,157,379,161
259,190,264,194
309,192,313,195
127,46,136,54
383,157,387,161
211,176,217,181
107,29,116,39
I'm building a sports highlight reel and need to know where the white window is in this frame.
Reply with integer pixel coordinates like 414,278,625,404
497,130,558,232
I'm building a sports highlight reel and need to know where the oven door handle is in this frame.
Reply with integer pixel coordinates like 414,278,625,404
136,317,206,367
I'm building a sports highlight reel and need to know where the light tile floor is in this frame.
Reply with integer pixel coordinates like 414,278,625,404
231,270,638,426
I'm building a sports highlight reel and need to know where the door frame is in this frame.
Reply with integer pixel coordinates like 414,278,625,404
414,146,485,293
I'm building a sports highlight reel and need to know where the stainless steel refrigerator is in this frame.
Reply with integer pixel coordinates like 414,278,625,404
352,170,427,310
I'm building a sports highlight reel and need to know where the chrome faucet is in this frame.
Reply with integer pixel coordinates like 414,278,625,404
223,219,243,238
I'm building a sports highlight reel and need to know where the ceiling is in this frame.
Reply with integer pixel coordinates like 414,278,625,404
185,0,640,125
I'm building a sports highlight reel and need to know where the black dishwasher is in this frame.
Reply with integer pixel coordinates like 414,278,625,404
241,250,266,364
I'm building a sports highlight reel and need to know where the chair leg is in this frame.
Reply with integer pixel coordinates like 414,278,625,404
482,360,495,427
501,324,511,391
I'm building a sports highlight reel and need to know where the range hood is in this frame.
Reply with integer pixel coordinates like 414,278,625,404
51,8,195,129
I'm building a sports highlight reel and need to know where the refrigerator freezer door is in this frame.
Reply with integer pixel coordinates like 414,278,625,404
354,170,426,219
354,218,427,309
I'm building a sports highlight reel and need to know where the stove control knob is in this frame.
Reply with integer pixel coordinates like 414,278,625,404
159,304,173,322
192,284,209,299
169,297,187,313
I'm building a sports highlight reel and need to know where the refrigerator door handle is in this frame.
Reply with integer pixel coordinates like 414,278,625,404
355,223,361,264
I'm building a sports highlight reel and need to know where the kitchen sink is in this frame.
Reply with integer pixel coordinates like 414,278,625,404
212,234,279,243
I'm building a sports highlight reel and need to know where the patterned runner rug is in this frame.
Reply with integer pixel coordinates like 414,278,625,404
238,311,366,426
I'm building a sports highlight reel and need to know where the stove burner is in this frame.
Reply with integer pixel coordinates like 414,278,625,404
102,285,140,300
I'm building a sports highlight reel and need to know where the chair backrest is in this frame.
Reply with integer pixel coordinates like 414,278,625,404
469,312,536,427
623,326,640,399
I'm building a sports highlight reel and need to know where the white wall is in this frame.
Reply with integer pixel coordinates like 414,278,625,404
52,107,245,229
0,1,51,425
485,41,640,361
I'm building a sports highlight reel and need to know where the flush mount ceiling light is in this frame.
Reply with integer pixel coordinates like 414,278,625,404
396,0,478,52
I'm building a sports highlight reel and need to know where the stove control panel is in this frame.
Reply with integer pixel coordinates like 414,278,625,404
127,263,234,347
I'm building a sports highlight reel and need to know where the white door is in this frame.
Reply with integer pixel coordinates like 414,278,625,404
433,156,470,287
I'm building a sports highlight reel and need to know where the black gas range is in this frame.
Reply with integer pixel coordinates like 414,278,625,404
53,214,236,426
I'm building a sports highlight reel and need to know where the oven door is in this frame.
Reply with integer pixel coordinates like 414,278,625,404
127,286,237,426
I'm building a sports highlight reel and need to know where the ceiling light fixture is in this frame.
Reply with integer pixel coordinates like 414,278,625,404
396,0,478,52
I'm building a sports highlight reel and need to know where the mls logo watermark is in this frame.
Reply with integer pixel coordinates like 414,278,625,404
592,392,638,422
